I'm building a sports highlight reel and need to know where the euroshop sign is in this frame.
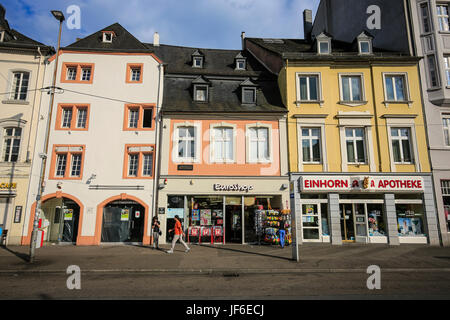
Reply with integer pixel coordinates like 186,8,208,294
300,176,424,192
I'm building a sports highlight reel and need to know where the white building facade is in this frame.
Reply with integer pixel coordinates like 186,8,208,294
21,24,163,246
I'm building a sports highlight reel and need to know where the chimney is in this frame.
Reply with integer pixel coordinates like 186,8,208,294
241,31,246,50
303,9,313,41
153,32,159,47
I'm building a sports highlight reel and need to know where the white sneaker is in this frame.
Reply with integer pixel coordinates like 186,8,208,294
166,250,173,254
185,248,190,253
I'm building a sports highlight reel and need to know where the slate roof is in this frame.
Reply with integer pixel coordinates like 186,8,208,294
146,43,273,78
64,22,149,52
246,37,418,61
145,43,286,114
0,6,53,54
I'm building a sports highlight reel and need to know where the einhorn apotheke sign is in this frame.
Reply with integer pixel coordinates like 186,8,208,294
213,183,254,192
300,176,424,192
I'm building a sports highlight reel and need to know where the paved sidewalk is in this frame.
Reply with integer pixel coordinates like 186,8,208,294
1,243,450,273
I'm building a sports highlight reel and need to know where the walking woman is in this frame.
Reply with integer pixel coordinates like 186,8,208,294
152,216,161,250
166,215,190,254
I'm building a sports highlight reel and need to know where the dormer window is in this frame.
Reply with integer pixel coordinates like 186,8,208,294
234,52,246,70
240,78,257,105
193,57,203,68
316,32,332,55
319,42,330,54
192,50,204,68
194,85,208,101
102,31,114,43
192,76,210,102
236,59,246,70
357,32,373,55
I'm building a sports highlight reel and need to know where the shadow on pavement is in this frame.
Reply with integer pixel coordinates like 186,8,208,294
197,244,294,262
0,245,29,262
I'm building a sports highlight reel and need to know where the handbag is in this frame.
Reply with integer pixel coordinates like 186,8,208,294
158,230,162,236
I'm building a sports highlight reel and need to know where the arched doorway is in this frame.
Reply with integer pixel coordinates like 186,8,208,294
101,199,145,243
40,197,80,243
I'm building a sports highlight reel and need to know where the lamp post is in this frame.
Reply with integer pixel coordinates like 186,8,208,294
29,10,65,263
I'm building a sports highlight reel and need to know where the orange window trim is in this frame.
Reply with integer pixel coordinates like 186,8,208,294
49,50,163,65
123,144,155,179
126,63,144,83
61,62,95,84
123,104,155,131
55,103,90,131
49,144,86,180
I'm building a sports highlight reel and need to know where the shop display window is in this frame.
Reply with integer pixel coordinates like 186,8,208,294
367,204,386,237
396,203,426,237
188,196,223,243
302,204,320,240
443,199,450,233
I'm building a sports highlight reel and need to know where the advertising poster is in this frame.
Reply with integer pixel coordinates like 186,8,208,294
200,209,211,225
167,208,184,219
121,209,129,221
64,209,73,221
398,218,412,235
212,209,223,218
191,209,200,221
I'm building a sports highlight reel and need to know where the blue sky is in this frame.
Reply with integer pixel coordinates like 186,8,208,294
2,0,320,49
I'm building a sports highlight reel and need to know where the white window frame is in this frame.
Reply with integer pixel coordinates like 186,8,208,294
193,57,203,68
297,117,328,171
358,40,372,55
382,72,411,103
194,84,208,102
142,153,154,177
173,122,202,163
81,66,92,81
66,66,77,81
419,2,432,34
76,107,88,129
210,123,237,163
245,123,273,164
437,3,450,31
295,72,322,105
444,56,450,86
318,40,331,55
300,127,322,164
442,116,450,146
390,127,414,164
9,70,31,101
385,117,420,172
338,73,366,105
241,87,256,104
1,127,22,163
344,127,367,165
236,58,246,70
427,54,440,88
103,32,113,43
70,153,82,177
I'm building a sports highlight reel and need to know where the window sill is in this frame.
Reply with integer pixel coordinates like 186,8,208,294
338,101,368,107
383,100,413,108
427,86,442,92
2,100,29,105
394,162,414,165
295,100,324,107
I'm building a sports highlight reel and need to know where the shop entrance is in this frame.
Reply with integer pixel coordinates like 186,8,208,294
225,197,242,243
101,200,144,243
339,203,367,242
41,197,80,243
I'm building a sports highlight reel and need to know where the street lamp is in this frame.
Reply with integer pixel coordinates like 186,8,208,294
29,10,65,263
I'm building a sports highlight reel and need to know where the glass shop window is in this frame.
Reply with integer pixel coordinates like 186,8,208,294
396,203,426,237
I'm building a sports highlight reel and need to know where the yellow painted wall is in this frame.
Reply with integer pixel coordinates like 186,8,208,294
284,61,431,173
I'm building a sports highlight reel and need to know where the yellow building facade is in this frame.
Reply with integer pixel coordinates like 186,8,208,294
245,33,440,252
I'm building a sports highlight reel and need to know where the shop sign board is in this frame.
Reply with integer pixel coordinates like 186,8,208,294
300,176,424,192
14,206,22,223
0,182,16,190
213,183,254,192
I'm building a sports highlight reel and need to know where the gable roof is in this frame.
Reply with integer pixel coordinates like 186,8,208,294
64,22,149,52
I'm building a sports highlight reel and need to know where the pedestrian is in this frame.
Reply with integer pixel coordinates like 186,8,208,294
151,216,161,250
166,215,190,254
278,220,286,248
